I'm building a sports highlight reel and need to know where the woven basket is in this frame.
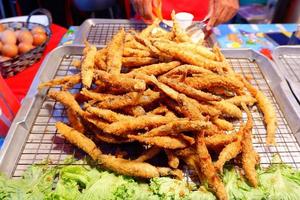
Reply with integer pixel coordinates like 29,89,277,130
0,8,52,78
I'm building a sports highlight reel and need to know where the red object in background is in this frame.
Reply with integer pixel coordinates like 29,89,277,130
260,48,273,60
134,0,209,21
4,24,67,102
0,75,20,136
162,0,209,20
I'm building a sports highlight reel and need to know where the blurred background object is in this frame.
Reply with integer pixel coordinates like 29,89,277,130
0,0,299,27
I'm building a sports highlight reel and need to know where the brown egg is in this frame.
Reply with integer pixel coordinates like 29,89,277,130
33,33,47,46
14,30,21,38
18,30,33,44
0,24,6,32
0,56,10,62
2,44,18,57
1,29,17,44
0,41,3,51
18,42,34,54
31,26,46,34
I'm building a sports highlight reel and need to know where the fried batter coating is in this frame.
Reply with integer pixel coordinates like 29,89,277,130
135,146,161,162
96,89,160,110
38,74,81,90
153,41,228,73
94,70,146,92
171,11,192,43
142,120,211,137
95,132,133,144
193,101,222,117
124,33,149,51
212,118,234,131
241,103,258,187
211,100,243,119
66,108,85,133
86,105,132,122
196,132,228,200
128,135,189,149
157,168,184,180
240,76,277,145
81,44,97,88
205,134,238,149
94,48,107,70
135,34,173,61
178,42,217,60
123,47,152,57
214,139,242,172
122,56,159,68
165,150,180,168
106,28,125,74
163,64,214,77
128,61,180,76
164,95,205,120
140,74,207,118
56,122,102,160
149,105,169,115
80,88,116,101
48,90,83,115
226,95,257,107
103,115,174,135
99,154,162,178
83,113,108,130
122,106,146,117
159,76,221,101
140,19,159,38
184,74,243,94
214,106,253,172
57,122,162,178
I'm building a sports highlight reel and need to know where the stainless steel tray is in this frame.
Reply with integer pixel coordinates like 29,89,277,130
74,18,215,46
273,46,300,134
1,46,300,178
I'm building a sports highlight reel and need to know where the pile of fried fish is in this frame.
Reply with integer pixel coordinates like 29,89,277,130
39,12,277,200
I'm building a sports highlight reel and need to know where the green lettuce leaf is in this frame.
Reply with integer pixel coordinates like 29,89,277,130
223,167,265,200
149,177,194,200
259,155,300,200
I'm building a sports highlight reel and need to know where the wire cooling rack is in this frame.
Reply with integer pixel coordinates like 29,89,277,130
11,55,300,177
87,23,146,45
277,54,300,83
84,22,212,46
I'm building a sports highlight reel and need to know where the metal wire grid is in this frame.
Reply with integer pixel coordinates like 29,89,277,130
86,23,212,46
12,55,300,178
87,23,147,45
278,54,300,82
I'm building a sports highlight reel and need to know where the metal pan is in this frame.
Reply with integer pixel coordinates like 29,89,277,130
74,18,216,46
1,46,300,179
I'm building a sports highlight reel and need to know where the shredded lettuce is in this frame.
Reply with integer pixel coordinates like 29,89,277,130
149,177,194,200
1,155,300,200
188,186,216,200
259,155,300,200
223,167,265,200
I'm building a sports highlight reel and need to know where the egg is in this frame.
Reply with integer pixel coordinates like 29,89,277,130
31,26,46,34
2,44,18,57
14,30,21,38
1,29,17,44
0,56,10,62
0,24,6,32
33,33,47,46
18,30,33,44
18,42,34,54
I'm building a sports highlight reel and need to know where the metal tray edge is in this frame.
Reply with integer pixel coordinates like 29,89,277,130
74,18,144,44
0,45,83,175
